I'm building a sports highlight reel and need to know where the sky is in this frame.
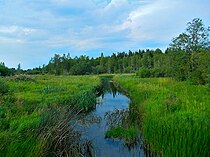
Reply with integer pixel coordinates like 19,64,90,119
0,0,209,69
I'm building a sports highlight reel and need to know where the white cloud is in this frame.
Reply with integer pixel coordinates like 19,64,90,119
115,0,179,40
112,0,210,42
0,0,209,68
0,25,36,35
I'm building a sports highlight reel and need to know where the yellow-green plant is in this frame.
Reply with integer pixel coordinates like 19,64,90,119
114,75,209,157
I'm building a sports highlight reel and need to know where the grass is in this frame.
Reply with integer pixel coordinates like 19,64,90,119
105,127,138,144
1,74,209,156
113,75,210,157
104,108,139,144
0,75,100,156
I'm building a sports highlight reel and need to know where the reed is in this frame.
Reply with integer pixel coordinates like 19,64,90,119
0,75,100,156
114,75,209,157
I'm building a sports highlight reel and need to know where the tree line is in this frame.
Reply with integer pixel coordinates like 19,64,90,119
1,18,209,84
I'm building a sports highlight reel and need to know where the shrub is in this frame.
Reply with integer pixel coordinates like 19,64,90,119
150,68,165,77
136,68,151,78
190,70,206,85
0,78,9,95
0,65,13,76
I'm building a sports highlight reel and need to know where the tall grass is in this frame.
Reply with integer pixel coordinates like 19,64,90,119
0,75,100,156
114,75,210,157
104,109,139,144
0,77,9,95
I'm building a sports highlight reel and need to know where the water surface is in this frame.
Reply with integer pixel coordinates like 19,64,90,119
76,81,147,157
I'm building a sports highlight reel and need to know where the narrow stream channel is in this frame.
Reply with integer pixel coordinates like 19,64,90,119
76,80,148,157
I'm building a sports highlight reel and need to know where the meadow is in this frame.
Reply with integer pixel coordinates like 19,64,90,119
113,75,209,157
0,74,209,157
0,75,100,157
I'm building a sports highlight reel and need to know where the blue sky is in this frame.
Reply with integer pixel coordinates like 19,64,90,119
0,0,209,69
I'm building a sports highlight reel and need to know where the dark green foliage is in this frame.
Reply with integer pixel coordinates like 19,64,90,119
0,64,13,76
166,50,191,81
170,18,210,53
190,51,210,84
136,68,165,78
141,50,154,69
37,19,209,84
133,18,210,84
136,68,151,78
150,68,165,77
1,19,208,85
25,67,44,75
0,78,9,95
0,107,10,131
70,61,92,75
23,18,209,84
0,18,210,84
208,75,210,88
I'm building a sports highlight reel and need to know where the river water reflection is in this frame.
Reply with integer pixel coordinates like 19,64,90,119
76,81,148,157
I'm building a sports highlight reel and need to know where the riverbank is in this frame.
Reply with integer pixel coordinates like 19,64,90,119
113,75,209,157
1,74,209,156
0,75,100,156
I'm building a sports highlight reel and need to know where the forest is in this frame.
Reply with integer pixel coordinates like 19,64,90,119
0,18,209,157
1,18,210,85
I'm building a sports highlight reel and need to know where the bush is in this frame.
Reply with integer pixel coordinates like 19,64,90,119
0,65,13,76
0,78,9,95
190,70,206,85
136,68,151,78
150,68,165,77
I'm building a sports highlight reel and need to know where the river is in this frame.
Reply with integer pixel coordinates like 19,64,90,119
76,80,149,157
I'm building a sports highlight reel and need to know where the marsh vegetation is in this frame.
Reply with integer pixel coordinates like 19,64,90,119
0,75,100,156
114,75,209,157
0,18,209,157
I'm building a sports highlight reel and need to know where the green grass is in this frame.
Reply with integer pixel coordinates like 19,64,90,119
105,127,138,144
114,75,210,157
0,75,100,156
